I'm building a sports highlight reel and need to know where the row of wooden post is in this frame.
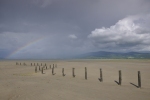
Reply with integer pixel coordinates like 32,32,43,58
17,62,141,88
61,68,76,77
16,62,26,66
31,63,57,67
16,62,57,68
34,63,57,75
36,66,141,88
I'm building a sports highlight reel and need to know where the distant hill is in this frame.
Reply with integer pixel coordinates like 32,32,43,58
78,51,150,59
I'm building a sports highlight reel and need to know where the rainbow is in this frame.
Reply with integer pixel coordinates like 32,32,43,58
7,36,46,58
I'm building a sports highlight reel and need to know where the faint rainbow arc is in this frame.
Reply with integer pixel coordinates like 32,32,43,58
7,36,46,58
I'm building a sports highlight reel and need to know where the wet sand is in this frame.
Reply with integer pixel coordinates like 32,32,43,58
0,59,150,100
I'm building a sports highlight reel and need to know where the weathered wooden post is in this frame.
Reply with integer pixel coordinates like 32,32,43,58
62,68,64,76
34,63,35,66
85,67,87,80
39,66,40,70
31,63,32,66
119,70,122,85
20,63,21,65
52,67,53,74
138,71,141,88
35,66,37,73
72,68,75,77
41,67,44,74
52,66,55,75
99,68,103,82
46,66,47,69
62,68,65,76
16,62,17,65
41,63,42,66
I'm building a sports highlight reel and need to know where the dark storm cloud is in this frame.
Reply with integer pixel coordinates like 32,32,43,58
0,0,150,59
1,0,149,33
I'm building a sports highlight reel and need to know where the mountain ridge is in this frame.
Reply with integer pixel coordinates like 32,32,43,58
79,51,150,59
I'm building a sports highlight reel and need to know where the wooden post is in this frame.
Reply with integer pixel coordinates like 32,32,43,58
52,67,53,74
72,68,75,77
35,66,37,73
41,67,44,74
16,62,17,65
46,66,47,69
20,63,21,65
31,63,32,66
85,67,87,80
119,70,122,85
52,66,54,75
39,66,40,71
100,68,103,82
138,71,141,88
34,63,35,66
62,68,64,76
41,63,42,66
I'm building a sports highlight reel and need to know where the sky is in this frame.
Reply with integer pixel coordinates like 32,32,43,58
0,0,150,59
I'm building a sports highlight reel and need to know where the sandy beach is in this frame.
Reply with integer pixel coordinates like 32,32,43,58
0,59,150,100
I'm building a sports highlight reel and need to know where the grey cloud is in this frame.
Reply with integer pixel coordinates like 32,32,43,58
88,14,150,52
68,34,77,39
32,0,53,8
1,0,150,34
0,31,44,49
8,34,84,59
0,0,150,59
